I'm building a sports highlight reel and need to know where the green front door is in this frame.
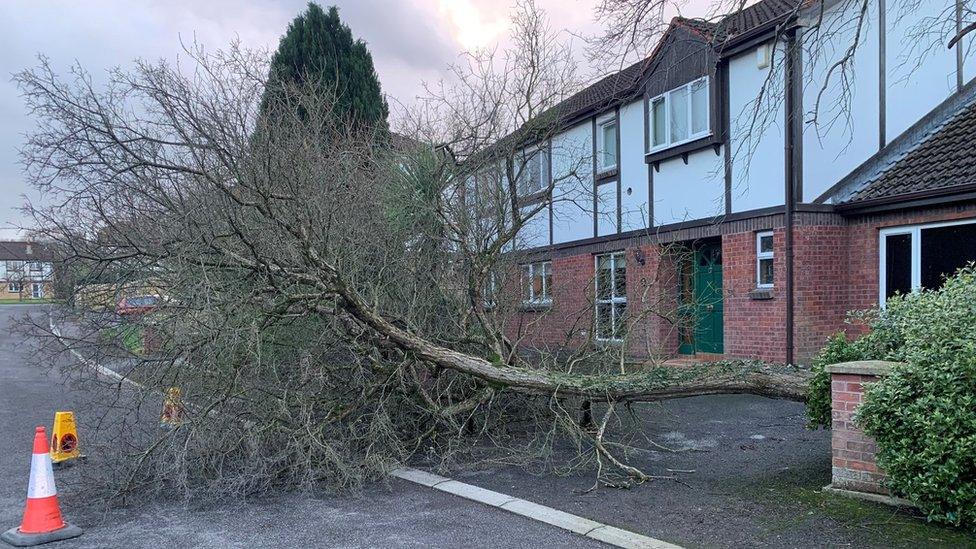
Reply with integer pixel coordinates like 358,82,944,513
678,242,724,355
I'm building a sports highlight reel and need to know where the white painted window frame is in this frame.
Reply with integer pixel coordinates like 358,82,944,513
522,260,552,305
518,146,549,196
878,217,976,307
756,230,774,289
8,282,21,293
594,252,627,342
596,115,618,174
31,283,43,299
648,76,711,152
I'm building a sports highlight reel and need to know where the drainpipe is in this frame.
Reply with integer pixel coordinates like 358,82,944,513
784,29,798,366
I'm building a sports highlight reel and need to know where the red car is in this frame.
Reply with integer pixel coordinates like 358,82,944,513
115,295,161,317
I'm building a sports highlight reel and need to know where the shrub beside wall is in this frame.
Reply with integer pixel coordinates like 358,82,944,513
806,266,976,532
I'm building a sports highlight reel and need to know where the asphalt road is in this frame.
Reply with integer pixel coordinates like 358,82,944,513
0,305,602,549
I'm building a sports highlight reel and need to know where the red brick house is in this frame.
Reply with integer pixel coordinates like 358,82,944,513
484,0,976,365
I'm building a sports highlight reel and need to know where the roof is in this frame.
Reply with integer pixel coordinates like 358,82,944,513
463,0,801,166
844,97,976,203
550,0,801,125
710,0,802,42
0,241,51,262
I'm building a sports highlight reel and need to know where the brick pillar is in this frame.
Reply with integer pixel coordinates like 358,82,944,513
825,361,899,495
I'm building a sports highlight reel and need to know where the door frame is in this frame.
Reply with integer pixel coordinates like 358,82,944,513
677,239,724,355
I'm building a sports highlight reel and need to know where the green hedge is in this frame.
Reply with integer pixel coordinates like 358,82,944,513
806,265,976,531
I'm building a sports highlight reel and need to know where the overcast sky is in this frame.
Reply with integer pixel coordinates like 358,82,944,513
0,0,711,239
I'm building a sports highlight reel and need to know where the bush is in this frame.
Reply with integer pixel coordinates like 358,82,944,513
856,266,976,531
806,309,898,429
805,332,867,429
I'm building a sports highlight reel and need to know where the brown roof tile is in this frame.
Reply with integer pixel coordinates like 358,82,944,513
846,99,976,202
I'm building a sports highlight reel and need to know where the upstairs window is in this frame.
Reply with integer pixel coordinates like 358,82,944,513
756,231,774,288
650,77,710,150
596,117,618,173
522,261,552,305
517,148,549,196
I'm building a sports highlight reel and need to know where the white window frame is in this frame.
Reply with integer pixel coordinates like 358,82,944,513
594,252,627,342
31,283,43,299
596,116,618,173
648,76,711,152
522,261,552,305
517,146,549,197
878,217,976,306
756,231,774,289
8,282,21,293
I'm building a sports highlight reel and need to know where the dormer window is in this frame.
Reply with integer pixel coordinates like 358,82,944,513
596,116,618,173
649,77,710,151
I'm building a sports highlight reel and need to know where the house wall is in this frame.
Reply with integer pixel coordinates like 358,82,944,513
727,42,785,212
551,121,594,244
884,0,960,142
505,201,976,365
800,1,880,202
619,99,651,231
653,148,725,225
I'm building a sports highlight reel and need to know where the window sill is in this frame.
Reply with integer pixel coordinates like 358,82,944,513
595,167,618,182
519,302,552,312
516,189,550,208
748,288,774,300
645,135,720,167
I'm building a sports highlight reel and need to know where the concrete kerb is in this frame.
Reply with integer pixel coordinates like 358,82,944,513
391,467,683,549
53,315,683,549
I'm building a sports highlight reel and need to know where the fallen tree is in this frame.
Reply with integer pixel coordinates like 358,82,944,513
19,2,811,502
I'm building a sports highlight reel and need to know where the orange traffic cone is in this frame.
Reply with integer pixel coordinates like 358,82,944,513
1,426,82,547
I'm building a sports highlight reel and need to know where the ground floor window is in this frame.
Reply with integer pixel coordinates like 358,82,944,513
31,283,43,299
522,261,552,305
756,231,774,288
7,282,21,293
595,252,626,341
880,219,976,305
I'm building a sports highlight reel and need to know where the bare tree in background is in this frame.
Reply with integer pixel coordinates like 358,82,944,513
19,1,809,504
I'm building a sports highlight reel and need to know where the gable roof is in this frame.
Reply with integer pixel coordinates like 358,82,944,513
461,0,801,166
843,96,976,204
0,241,51,262
549,0,802,126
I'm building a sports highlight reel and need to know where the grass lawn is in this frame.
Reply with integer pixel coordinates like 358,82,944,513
751,476,976,547
101,324,145,355
0,298,60,304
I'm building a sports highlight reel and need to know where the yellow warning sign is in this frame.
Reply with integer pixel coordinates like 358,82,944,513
160,387,184,429
49,411,82,464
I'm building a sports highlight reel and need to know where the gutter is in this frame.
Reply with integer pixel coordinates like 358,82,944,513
835,183,976,214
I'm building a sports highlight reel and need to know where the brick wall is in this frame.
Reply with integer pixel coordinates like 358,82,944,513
828,367,889,494
504,202,976,365
723,231,785,362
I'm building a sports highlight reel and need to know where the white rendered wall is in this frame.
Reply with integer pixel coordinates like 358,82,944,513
728,43,785,212
885,0,959,141
653,147,725,225
801,1,880,201
618,99,651,231
551,121,594,244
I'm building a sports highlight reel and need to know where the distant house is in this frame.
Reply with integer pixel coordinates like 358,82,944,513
0,242,54,301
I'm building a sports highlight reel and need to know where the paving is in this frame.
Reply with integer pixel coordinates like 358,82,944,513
0,305,602,548
441,396,974,548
